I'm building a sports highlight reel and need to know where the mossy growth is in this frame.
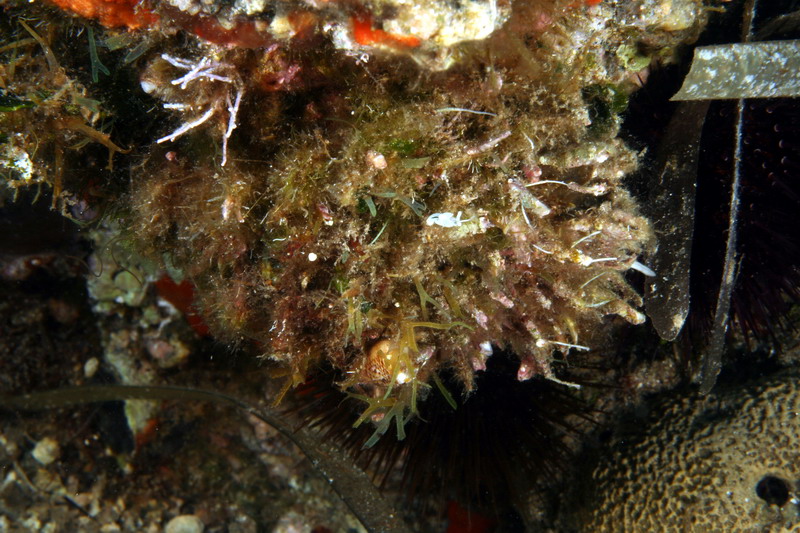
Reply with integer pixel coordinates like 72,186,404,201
5,0,702,441
0,15,135,214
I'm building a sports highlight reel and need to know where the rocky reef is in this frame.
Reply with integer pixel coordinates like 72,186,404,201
0,0,707,447
2,1,757,530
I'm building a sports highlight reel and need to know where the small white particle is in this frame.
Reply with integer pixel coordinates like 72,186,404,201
140,80,157,94
32,437,60,466
84,357,99,378
307,252,318,262
366,150,387,169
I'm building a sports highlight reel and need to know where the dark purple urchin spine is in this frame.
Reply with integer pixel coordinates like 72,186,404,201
288,349,597,528
729,98,800,341
687,96,800,347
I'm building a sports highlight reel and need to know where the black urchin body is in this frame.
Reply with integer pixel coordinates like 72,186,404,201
689,96,800,344
289,351,594,528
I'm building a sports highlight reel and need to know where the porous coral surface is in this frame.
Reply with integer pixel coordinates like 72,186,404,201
568,367,800,532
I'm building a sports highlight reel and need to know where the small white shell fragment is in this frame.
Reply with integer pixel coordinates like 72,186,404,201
32,437,60,466
366,150,387,169
140,79,157,94
426,211,464,227
165,515,205,533
479,341,493,356
84,357,100,378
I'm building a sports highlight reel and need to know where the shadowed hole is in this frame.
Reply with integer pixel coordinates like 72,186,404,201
756,475,791,507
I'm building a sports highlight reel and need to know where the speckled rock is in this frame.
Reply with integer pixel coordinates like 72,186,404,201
568,370,800,532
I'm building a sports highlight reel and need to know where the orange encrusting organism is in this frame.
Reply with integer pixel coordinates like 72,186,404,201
351,13,422,48
46,0,158,29
188,16,274,48
568,0,602,7
186,11,315,49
